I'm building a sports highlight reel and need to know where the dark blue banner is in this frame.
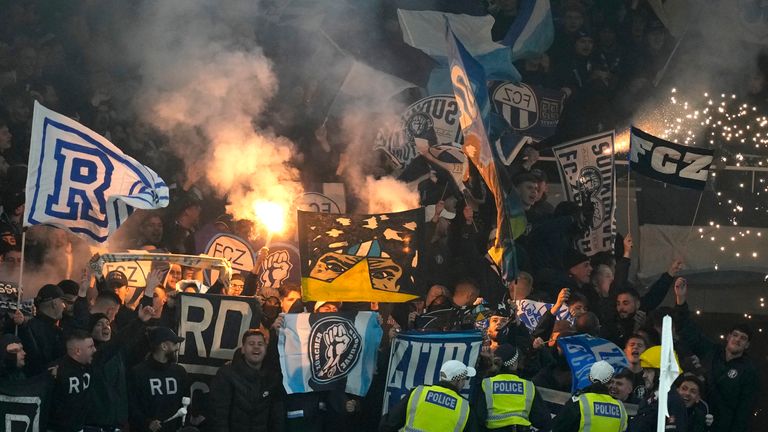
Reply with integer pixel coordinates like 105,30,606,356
383,331,482,414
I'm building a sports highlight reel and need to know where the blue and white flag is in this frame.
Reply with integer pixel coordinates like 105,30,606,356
383,330,482,414
279,312,382,397
557,334,628,392
514,300,572,332
490,81,567,142
24,102,169,242
396,0,553,93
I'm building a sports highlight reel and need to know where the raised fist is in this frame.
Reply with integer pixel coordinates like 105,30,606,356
321,324,351,377
260,250,292,288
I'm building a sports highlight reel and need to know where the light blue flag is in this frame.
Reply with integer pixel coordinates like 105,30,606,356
278,311,383,397
396,0,553,94
24,101,169,242
383,330,483,414
502,0,555,60
558,334,629,393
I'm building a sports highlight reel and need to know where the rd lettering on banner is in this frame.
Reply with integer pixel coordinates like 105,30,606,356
383,331,482,414
553,131,616,255
178,293,263,394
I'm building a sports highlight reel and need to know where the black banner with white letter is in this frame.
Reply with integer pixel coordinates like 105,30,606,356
629,126,714,190
0,374,53,432
177,293,263,395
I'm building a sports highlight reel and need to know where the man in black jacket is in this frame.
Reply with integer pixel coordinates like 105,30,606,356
129,326,190,432
673,279,758,432
20,284,67,375
47,306,153,432
210,329,285,432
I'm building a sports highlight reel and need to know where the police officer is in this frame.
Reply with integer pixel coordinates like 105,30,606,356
552,360,628,432
379,360,478,432
476,344,551,431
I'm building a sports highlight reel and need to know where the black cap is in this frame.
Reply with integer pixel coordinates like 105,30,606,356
149,327,184,346
106,270,128,288
563,248,589,270
35,284,64,304
58,279,79,298
574,30,594,41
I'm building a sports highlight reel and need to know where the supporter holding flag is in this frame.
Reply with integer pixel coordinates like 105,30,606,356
627,346,688,432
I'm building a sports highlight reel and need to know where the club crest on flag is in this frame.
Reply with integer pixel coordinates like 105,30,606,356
491,81,566,140
309,315,363,383
375,95,463,169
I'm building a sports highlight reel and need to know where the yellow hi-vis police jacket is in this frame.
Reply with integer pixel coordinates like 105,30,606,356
577,392,628,432
481,373,535,429
400,385,470,432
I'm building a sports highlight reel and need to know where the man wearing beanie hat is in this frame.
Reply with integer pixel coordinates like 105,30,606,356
82,312,130,431
476,344,551,431
552,360,628,431
379,359,478,431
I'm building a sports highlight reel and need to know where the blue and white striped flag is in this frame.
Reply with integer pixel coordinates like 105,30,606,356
278,312,383,397
558,334,629,392
24,102,169,242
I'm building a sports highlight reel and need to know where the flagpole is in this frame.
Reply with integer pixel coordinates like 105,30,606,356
682,191,704,255
15,230,27,336
626,162,631,231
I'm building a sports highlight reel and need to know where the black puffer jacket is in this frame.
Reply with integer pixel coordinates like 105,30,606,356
209,349,285,432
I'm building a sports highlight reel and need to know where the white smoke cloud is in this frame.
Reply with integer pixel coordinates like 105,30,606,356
125,0,302,222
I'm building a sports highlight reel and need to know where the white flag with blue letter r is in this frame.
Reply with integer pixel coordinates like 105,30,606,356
24,101,169,242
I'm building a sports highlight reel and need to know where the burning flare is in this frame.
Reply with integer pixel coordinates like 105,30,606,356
253,201,288,235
